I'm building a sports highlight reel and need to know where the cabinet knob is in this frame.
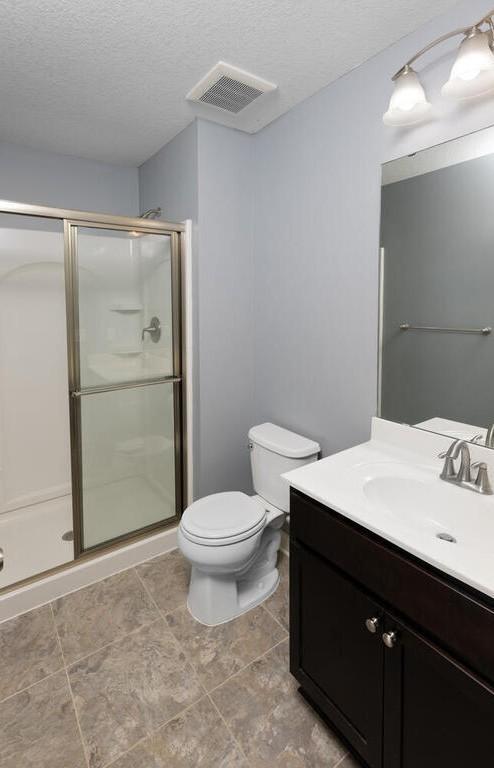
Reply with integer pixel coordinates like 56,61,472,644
382,630,398,648
365,617,380,634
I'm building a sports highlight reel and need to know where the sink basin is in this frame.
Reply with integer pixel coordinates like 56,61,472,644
363,467,494,555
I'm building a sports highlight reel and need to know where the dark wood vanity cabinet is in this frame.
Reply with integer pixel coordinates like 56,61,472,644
289,489,494,768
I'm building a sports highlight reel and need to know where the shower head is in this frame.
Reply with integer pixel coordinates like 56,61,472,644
139,207,162,219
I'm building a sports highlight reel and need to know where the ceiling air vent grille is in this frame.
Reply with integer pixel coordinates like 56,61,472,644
187,62,276,115
199,76,263,113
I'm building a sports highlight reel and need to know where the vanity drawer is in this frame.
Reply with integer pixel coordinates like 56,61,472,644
291,489,494,685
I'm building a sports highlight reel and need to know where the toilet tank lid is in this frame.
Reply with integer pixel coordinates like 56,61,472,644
248,423,320,459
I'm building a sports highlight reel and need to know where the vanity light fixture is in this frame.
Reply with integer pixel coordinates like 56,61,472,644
384,8,494,127
383,65,431,126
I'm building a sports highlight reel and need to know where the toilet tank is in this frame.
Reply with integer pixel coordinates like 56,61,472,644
248,423,320,512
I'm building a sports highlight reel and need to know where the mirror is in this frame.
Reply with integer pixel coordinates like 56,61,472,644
379,124,494,448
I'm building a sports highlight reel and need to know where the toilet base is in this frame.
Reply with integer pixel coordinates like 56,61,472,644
187,529,281,626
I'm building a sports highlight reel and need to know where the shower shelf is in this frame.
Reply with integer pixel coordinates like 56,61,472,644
109,303,143,312
111,348,142,356
116,435,173,458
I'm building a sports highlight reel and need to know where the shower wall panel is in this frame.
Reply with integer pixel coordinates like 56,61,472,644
0,215,73,587
0,217,71,511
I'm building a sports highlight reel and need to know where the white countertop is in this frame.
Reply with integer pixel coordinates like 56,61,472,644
283,420,494,600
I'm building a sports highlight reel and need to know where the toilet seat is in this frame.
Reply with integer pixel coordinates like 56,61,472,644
180,491,266,546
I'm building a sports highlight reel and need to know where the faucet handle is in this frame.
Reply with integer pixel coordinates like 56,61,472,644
471,462,493,495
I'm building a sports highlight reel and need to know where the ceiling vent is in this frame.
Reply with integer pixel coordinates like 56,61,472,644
186,62,277,114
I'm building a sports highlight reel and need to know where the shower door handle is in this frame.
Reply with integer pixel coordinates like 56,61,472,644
0,547,3,572
70,376,181,398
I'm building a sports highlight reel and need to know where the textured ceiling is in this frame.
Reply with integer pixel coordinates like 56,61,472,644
0,0,460,165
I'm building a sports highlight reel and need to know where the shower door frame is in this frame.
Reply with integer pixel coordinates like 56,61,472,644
0,199,186,568
65,220,184,557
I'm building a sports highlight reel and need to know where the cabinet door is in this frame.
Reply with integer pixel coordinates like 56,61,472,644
290,542,384,768
383,616,494,768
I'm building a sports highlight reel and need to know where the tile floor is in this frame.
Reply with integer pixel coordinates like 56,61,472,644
0,549,359,768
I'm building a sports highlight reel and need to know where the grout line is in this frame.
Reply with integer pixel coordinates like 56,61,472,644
60,615,164,670
0,666,63,706
333,752,351,768
0,605,67,705
206,635,288,698
49,603,90,768
129,567,163,621
132,565,167,616
131,567,211,688
261,601,289,635
207,692,251,765
100,733,150,768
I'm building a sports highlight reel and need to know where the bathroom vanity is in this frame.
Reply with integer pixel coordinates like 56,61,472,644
285,421,494,768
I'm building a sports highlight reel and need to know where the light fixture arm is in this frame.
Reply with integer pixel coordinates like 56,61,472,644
392,10,494,80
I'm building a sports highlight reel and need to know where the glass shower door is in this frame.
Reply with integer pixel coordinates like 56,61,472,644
66,223,182,553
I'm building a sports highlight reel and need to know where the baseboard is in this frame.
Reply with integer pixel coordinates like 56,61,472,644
0,525,178,623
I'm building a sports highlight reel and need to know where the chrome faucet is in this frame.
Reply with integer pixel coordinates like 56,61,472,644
439,439,492,494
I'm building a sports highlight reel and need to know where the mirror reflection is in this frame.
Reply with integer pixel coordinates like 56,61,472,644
379,125,494,448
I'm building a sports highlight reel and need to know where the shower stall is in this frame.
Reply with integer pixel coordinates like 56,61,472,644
0,201,185,592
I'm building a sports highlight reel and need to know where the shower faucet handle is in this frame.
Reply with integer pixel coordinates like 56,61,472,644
141,316,161,342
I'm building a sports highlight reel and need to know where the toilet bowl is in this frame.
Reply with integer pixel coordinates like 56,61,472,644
179,423,320,625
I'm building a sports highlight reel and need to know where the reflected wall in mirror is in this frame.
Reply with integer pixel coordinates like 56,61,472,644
379,124,494,448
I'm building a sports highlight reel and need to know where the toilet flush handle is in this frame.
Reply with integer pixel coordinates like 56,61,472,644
265,506,284,529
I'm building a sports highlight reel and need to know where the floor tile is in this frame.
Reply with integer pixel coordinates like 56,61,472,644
212,640,347,768
110,696,247,767
0,670,86,768
264,551,289,630
135,550,190,614
52,568,158,663
68,619,204,768
0,604,63,701
165,605,287,691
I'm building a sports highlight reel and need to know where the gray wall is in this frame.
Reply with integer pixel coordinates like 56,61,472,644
251,0,494,458
381,155,494,428
0,140,139,215
196,120,255,496
139,123,198,225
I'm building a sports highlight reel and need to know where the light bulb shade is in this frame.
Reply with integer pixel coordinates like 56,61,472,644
442,31,494,99
383,68,432,126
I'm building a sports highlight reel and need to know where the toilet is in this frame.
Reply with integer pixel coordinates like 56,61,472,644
178,422,320,625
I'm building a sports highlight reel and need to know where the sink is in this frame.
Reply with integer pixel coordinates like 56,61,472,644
282,419,494,598
363,466,494,555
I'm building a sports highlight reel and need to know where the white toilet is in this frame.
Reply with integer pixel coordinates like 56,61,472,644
178,422,320,625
